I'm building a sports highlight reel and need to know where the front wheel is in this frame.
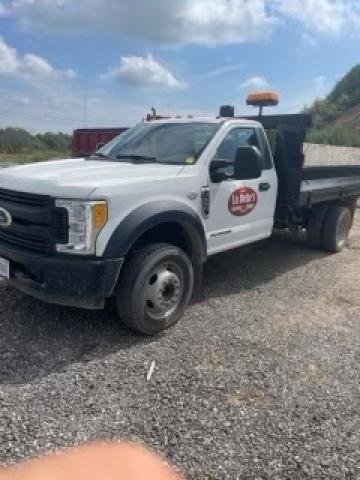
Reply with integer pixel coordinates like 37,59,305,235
116,243,194,335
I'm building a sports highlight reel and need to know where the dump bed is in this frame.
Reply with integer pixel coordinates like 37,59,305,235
299,166,360,206
242,113,360,226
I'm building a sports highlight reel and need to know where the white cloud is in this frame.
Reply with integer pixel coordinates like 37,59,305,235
202,64,244,78
275,0,360,35
0,2,7,15
177,0,275,45
7,0,360,45
0,37,76,81
103,55,187,89
0,38,18,74
4,0,360,46
8,0,275,46
239,76,269,89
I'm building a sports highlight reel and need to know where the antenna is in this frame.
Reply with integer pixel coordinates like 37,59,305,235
83,90,88,127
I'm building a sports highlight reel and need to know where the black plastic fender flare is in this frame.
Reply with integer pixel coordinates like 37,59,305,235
103,200,207,265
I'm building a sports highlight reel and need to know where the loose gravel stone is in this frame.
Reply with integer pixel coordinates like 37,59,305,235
1,216,360,479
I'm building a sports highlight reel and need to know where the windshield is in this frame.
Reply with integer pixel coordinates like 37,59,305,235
94,122,219,164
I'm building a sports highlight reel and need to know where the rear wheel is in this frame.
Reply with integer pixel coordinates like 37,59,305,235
307,204,330,248
322,206,352,253
341,196,358,225
116,243,194,335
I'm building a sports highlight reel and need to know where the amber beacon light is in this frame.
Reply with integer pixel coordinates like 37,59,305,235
246,91,280,116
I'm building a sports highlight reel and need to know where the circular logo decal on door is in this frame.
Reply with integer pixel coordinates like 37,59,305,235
228,187,258,216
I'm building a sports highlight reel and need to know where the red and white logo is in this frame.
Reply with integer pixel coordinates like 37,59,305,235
228,187,258,216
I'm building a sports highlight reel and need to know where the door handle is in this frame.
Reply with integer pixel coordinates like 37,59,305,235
259,182,271,192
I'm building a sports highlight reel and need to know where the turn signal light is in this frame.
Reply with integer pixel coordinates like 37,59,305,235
93,202,108,229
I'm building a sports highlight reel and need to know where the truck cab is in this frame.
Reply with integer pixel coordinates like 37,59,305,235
0,112,358,335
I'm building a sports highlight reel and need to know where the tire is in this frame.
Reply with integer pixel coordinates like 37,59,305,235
116,243,194,335
307,204,330,248
322,206,352,253
341,196,358,226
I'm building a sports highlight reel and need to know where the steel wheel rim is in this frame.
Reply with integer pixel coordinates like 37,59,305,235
336,214,351,249
144,263,183,321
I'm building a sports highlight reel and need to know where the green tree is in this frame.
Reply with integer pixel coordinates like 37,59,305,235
304,64,360,147
329,65,360,110
0,128,71,154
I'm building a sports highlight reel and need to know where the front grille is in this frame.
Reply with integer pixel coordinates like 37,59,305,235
0,188,67,253
0,188,49,207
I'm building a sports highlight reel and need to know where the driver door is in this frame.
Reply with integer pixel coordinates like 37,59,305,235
206,126,277,255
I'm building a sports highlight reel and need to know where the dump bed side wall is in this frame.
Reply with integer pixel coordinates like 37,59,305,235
302,165,360,180
298,167,360,207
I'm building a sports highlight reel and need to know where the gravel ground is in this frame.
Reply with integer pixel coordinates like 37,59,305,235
1,217,360,479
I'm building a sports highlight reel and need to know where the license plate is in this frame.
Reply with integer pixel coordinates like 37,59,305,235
0,257,10,280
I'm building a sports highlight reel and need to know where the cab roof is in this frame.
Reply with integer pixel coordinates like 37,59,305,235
145,117,261,127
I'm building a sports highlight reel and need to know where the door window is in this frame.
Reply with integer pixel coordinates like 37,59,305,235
213,128,259,179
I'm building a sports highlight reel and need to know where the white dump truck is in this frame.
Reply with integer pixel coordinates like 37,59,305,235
0,97,359,334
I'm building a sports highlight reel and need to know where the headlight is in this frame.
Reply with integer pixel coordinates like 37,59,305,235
55,200,108,255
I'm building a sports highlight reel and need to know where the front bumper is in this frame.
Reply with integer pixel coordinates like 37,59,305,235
0,242,124,309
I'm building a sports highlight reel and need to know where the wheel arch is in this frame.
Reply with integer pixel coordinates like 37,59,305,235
103,201,207,265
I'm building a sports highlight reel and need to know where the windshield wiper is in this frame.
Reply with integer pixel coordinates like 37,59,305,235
91,152,111,159
116,154,157,163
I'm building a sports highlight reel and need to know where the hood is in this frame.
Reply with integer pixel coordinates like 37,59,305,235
0,158,184,198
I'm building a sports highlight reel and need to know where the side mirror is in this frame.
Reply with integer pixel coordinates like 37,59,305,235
96,142,105,151
234,146,262,180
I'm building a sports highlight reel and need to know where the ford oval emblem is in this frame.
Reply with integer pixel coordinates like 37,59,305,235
0,207,12,227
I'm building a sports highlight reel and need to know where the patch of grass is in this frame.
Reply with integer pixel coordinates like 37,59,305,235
0,150,71,165
307,126,360,148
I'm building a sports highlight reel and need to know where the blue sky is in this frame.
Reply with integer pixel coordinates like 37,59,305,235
0,0,359,132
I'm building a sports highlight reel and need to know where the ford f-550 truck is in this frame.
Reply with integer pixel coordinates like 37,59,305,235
0,106,359,334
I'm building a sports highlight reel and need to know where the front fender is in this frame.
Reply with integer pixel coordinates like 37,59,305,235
103,200,207,264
